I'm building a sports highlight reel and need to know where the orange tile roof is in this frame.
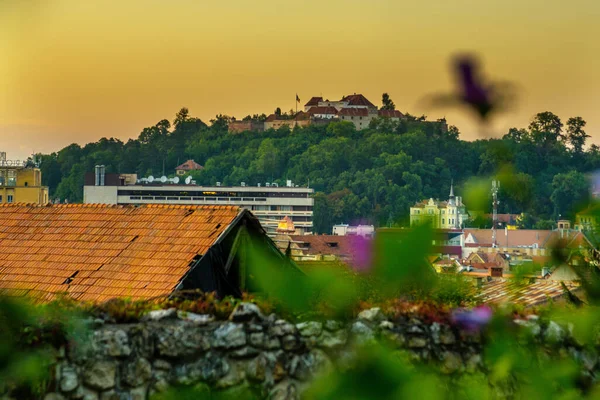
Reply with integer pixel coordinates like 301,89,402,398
475,278,579,307
175,159,203,171
0,203,242,302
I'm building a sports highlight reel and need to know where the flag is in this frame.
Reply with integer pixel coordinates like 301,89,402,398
296,94,300,103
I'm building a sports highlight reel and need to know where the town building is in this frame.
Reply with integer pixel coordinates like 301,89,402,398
264,112,312,130
0,153,49,205
410,185,467,229
306,106,338,119
228,120,265,134
175,160,203,176
83,171,314,236
377,109,405,121
332,224,375,237
304,97,323,112
462,227,594,258
0,203,295,301
338,108,376,130
574,205,600,232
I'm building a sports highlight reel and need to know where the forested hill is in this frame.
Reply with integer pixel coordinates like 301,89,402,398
39,109,598,233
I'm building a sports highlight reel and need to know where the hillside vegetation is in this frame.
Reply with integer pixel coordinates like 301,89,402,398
39,109,598,232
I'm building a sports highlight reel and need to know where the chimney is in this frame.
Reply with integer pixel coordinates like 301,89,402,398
99,165,105,186
94,165,100,186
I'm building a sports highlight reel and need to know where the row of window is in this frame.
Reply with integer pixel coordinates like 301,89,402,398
0,195,14,203
126,196,312,213
120,190,311,198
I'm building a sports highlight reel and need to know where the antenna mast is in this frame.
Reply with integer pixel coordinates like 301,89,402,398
491,180,500,247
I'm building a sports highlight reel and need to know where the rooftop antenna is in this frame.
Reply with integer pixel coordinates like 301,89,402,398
491,180,500,247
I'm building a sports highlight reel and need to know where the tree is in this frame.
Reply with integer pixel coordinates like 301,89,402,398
550,170,589,219
566,117,589,154
528,112,563,144
503,127,529,143
381,93,395,110
173,107,190,129
274,107,282,116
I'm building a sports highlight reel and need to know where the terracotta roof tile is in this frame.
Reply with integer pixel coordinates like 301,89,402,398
0,204,241,302
377,109,404,118
341,94,376,108
476,279,579,307
304,97,323,107
175,160,203,171
307,106,338,115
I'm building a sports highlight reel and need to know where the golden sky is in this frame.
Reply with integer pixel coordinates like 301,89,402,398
1,0,599,160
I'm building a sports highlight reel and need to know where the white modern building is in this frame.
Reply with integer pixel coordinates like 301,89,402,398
83,171,314,236
332,224,375,237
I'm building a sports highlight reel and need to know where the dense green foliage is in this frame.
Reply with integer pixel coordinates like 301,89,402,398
39,109,597,232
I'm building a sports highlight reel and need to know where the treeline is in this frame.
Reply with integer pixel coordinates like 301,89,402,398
39,108,598,233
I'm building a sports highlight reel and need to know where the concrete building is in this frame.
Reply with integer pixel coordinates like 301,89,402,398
332,224,375,237
410,185,467,229
83,172,314,236
0,153,49,205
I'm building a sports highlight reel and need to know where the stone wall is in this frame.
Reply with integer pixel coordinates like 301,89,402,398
32,304,589,400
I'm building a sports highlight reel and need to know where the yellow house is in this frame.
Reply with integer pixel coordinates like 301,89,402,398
0,157,49,205
574,205,600,232
409,185,467,229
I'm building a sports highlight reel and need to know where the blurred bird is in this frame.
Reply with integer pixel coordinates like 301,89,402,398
421,54,517,124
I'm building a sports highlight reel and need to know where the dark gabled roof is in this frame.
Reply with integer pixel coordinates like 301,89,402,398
175,160,203,171
341,94,376,108
307,106,338,115
304,97,323,107
338,108,369,117
294,111,311,121
0,204,243,302
378,109,405,118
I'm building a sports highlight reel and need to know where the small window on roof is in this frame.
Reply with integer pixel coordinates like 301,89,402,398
326,242,338,248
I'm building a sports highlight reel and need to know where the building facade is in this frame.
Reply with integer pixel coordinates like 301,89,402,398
332,224,375,237
175,160,203,176
0,154,49,205
83,173,314,236
409,185,467,229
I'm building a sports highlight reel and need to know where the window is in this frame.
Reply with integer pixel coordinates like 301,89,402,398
7,195,13,203
0,195,2,202
442,219,445,224
24,182,28,187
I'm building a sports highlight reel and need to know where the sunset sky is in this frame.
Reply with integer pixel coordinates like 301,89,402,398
1,0,599,160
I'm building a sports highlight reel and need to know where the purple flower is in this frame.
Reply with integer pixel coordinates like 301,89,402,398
451,305,493,332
